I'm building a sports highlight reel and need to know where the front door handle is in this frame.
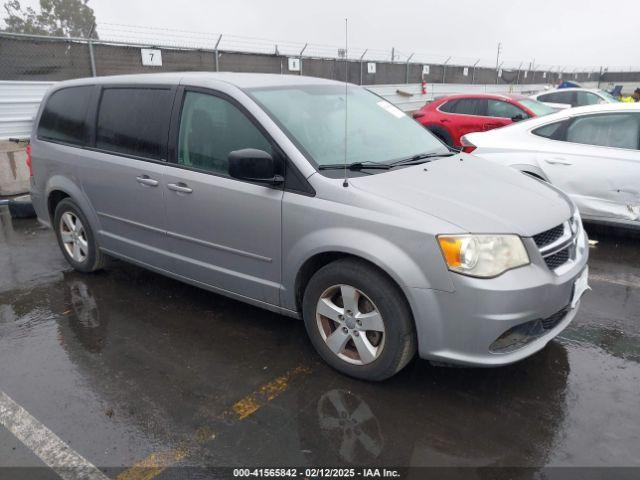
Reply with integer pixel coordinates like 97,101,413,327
136,175,159,187
544,158,573,166
167,182,193,194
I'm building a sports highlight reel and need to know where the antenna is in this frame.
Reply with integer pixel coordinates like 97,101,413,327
343,18,349,188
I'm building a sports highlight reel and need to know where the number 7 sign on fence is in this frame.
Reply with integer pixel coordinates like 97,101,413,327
141,48,163,66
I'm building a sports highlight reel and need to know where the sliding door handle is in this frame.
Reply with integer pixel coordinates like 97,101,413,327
167,183,193,194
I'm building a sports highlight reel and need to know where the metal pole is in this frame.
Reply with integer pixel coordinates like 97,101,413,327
597,66,603,88
471,59,480,84
516,62,523,85
87,23,96,77
299,43,307,75
495,42,502,84
391,47,395,63
405,53,414,84
359,49,368,85
87,40,97,77
442,56,451,84
214,34,222,72
496,62,503,85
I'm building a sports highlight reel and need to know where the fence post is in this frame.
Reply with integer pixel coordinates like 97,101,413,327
405,53,414,84
299,43,308,75
214,34,222,72
359,49,368,85
442,56,451,84
87,23,97,76
87,40,97,76
471,59,480,84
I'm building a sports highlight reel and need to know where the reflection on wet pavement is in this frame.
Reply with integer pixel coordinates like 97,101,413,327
0,213,639,471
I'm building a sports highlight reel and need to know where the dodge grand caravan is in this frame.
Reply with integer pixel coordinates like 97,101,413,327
30,73,590,380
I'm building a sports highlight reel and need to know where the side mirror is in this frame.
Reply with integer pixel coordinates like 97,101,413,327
511,114,525,122
228,149,283,186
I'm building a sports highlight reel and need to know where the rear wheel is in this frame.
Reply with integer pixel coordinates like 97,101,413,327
302,259,416,381
54,198,104,273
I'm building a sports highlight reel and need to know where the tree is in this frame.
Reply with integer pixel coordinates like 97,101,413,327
2,0,97,38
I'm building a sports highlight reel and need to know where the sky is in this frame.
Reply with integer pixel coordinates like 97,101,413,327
11,0,640,70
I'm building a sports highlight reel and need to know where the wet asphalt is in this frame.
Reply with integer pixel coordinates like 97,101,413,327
0,206,639,478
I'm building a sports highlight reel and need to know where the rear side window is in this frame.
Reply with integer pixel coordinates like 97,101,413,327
448,98,485,116
538,91,574,105
566,113,640,150
37,86,92,145
96,88,173,160
575,91,601,107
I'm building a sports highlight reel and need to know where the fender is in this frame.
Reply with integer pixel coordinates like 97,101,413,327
281,226,454,312
44,175,101,234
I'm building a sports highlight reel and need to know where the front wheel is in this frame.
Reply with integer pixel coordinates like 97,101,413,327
302,259,417,381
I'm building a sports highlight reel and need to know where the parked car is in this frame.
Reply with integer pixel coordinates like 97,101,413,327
412,93,556,147
30,73,589,380
530,87,620,110
462,103,640,230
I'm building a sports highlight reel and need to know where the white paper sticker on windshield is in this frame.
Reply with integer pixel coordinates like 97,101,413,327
377,100,404,119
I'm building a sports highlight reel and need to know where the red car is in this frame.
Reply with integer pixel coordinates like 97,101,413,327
412,93,556,148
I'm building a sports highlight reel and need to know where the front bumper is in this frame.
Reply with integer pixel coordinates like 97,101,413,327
408,227,589,366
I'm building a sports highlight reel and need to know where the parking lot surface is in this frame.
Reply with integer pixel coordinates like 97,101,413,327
0,207,639,478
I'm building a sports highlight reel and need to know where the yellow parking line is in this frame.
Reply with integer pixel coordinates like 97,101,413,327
116,448,187,480
229,365,311,420
116,365,311,480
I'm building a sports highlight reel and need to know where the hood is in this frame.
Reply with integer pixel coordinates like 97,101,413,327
349,155,572,236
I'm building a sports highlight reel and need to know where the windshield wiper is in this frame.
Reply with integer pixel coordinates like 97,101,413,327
319,162,391,171
389,151,456,167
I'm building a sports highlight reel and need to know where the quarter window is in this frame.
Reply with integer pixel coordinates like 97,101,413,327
439,100,458,113
177,91,272,175
96,88,173,160
532,121,566,140
37,86,92,145
566,114,640,150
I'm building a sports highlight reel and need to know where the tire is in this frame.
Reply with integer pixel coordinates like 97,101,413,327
302,258,417,381
53,198,104,273
426,126,453,147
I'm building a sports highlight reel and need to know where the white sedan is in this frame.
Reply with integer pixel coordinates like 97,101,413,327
462,103,640,229
530,87,620,110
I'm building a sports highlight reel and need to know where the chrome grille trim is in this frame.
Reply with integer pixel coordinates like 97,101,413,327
535,216,580,274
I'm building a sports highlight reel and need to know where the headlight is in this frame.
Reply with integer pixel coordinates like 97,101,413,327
571,208,582,235
437,234,530,278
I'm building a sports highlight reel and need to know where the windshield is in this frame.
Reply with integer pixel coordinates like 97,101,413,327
519,99,557,117
597,90,620,103
248,84,448,167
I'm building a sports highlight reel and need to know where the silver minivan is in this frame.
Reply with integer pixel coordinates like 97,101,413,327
30,73,590,380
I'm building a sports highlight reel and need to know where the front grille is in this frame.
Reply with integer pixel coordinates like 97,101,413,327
533,224,564,248
544,248,570,270
533,218,579,273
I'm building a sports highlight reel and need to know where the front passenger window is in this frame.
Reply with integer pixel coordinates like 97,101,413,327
178,91,272,175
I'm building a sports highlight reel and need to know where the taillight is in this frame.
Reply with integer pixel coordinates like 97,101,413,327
460,136,476,154
25,144,33,177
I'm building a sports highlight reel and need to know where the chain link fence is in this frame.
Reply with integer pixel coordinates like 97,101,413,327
3,30,626,86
